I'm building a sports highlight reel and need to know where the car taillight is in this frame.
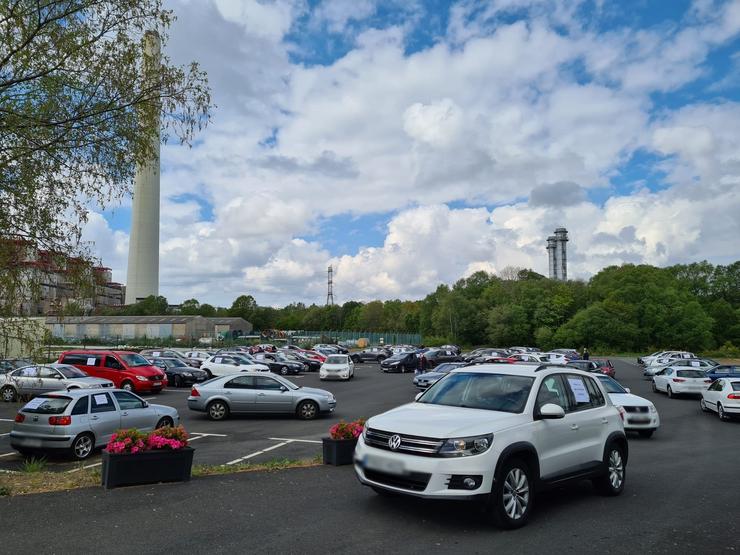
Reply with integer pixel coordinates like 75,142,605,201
48,415,71,425
672,378,686,383
617,406,625,422
191,387,200,397
728,393,740,400
15,413,25,423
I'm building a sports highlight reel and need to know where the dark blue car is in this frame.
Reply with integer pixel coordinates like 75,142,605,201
705,365,740,382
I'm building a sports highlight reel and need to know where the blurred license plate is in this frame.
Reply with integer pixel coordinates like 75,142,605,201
25,439,42,447
630,417,650,423
364,454,405,475
153,382,162,386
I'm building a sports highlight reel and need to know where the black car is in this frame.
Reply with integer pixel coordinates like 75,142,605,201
421,349,462,369
147,357,208,387
0,358,33,374
351,347,391,363
278,350,321,372
380,352,418,373
252,353,306,375
462,348,509,363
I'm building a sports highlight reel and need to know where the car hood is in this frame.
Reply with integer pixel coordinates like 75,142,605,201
239,364,269,371
322,363,349,369
149,404,179,417
417,372,445,380
131,365,166,377
68,377,113,386
607,393,652,407
297,386,332,397
367,402,526,438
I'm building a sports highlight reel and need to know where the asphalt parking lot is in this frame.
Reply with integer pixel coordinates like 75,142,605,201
2,358,740,554
0,362,416,472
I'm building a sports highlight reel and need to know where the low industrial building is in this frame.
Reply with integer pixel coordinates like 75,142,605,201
45,315,252,341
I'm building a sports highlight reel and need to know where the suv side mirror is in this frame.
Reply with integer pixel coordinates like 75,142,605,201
414,392,423,401
538,403,565,419
624,387,631,393
280,386,288,392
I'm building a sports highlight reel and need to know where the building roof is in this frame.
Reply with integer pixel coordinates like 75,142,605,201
45,316,208,325
206,317,251,326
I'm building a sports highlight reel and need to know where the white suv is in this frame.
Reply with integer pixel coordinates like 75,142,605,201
354,364,628,528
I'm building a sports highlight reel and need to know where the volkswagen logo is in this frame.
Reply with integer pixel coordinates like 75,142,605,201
388,434,402,451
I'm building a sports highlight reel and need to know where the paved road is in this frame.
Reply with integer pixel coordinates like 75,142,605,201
2,359,739,554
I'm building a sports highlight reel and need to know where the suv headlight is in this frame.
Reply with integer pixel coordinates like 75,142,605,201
438,434,493,457
649,404,657,413
135,376,148,382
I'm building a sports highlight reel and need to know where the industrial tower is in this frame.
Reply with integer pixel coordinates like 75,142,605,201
326,265,334,306
125,31,161,305
546,227,569,281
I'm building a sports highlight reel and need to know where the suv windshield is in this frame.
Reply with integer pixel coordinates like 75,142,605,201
419,372,534,413
119,354,151,367
326,356,346,365
597,376,626,394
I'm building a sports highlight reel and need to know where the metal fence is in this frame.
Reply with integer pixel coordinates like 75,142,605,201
285,330,421,346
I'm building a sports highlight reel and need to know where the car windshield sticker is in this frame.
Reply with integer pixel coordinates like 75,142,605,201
214,357,222,363
567,377,590,403
94,394,109,405
86,357,97,366
691,361,700,367
23,397,46,410
153,351,161,357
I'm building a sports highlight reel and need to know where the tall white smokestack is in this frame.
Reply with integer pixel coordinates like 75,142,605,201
546,236,557,279
555,227,568,281
125,31,161,304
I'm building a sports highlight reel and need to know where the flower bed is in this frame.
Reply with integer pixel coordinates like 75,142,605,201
323,418,365,466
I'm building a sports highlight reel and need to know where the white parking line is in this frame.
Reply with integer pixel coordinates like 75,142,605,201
0,433,9,437
0,452,16,458
226,440,293,465
268,437,322,444
0,418,15,422
67,462,102,473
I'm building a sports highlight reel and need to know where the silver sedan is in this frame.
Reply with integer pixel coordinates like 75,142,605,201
188,372,336,420
0,364,114,402
10,388,179,460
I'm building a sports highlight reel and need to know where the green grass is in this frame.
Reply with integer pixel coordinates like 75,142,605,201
192,455,321,477
20,457,47,473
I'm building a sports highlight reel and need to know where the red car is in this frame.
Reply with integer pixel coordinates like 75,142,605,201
57,350,167,393
592,359,616,378
567,359,616,378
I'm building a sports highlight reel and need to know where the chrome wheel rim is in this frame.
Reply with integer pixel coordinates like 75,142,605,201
503,468,529,520
281,367,288,375
608,450,624,489
718,405,725,419
74,436,92,458
300,403,317,419
122,383,133,391
157,418,172,428
1,388,14,402
210,403,226,419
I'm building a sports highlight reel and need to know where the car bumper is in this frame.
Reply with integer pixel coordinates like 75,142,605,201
353,437,494,499
320,372,350,380
10,431,73,449
187,397,208,411
623,414,660,430
671,384,708,395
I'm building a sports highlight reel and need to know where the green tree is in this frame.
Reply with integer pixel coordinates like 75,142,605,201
180,298,201,315
487,304,530,346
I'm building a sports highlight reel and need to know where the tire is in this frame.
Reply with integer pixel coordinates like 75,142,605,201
638,429,654,438
156,417,174,429
296,400,319,420
700,398,709,412
493,458,533,529
651,381,658,393
667,386,674,399
70,433,95,461
593,443,626,496
351,355,360,364
280,366,289,376
718,403,728,421
207,400,229,421
121,381,134,392
173,375,183,388
1,386,17,403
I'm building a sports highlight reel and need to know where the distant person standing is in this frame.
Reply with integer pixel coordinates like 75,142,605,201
582,348,590,360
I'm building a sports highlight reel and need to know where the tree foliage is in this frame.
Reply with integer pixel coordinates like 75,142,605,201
1,0,211,352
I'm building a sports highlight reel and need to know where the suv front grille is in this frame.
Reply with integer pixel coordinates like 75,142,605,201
364,469,431,491
149,375,164,381
623,406,648,413
365,428,444,456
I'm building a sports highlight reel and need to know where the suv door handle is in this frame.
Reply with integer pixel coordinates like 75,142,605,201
601,418,608,424
121,411,128,416
257,393,266,396
91,416,99,420
570,424,579,430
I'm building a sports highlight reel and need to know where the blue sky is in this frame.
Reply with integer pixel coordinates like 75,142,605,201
89,0,740,306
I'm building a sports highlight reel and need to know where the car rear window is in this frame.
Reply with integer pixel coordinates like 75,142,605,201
732,382,740,392
677,370,706,378
22,396,72,414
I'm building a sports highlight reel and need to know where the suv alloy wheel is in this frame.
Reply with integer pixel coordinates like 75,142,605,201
494,458,533,529
593,443,626,496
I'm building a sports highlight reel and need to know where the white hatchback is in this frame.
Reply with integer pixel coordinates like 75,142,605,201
320,355,354,381
652,368,711,398
200,355,269,378
596,375,659,437
701,378,740,420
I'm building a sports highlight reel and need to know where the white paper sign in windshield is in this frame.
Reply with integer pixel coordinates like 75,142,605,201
23,397,46,410
86,357,97,366
567,377,590,403
94,394,109,405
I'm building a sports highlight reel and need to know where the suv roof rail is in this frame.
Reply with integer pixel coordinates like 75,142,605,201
534,364,567,372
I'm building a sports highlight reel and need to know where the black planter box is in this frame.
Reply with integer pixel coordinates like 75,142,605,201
322,437,357,466
101,447,194,489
